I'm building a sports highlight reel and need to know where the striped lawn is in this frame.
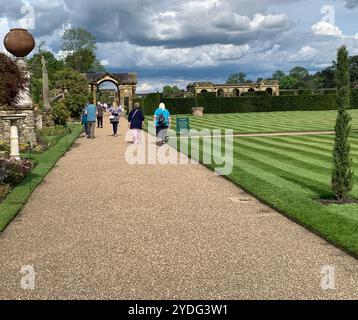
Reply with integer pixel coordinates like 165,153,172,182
147,109,358,133
172,130,358,256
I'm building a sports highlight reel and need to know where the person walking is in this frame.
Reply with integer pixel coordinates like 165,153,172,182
128,102,145,144
154,103,171,145
81,104,90,138
97,102,105,128
109,102,123,137
85,101,97,140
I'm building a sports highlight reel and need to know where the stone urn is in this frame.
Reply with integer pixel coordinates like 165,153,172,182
192,107,204,116
3,28,35,58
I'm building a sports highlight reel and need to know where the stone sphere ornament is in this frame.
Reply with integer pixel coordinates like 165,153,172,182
3,28,35,58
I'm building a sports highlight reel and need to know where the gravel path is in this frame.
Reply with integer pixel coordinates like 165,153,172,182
0,118,357,300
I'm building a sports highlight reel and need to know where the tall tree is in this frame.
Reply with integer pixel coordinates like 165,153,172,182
61,28,104,73
331,45,354,202
315,65,336,88
289,66,309,79
226,72,246,84
162,85,180,94
61,27,97,52
65,48,104,73
272,70,285,81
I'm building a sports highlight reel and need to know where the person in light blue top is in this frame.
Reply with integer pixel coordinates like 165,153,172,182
85,102,98,139
154,103,171,145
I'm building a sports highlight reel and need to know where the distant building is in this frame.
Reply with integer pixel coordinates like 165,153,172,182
187,80,280,96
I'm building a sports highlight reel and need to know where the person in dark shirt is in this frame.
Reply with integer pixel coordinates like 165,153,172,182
96,102,105,128
128,102,145,144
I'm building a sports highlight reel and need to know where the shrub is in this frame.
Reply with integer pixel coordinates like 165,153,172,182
0,53,26,106
52,101,70,125
3,158,33,186
53,68,91,118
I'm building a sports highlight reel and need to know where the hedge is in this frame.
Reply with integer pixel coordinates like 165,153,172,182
138,90,358,115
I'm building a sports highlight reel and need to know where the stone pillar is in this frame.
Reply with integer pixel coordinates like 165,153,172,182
13,58,37,144
93,86,97,105
42,56,51,111
15,58,33,109
119,88,125,107
10,121,21,159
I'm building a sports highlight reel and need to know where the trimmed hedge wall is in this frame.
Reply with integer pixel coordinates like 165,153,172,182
138,90,358,116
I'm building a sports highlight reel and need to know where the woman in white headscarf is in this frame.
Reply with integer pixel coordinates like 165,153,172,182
154,103,171,145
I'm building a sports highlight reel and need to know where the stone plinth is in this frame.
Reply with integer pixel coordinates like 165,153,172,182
0,107,37,144
0,114,27,159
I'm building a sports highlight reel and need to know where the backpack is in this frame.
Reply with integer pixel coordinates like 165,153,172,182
158,113,166,126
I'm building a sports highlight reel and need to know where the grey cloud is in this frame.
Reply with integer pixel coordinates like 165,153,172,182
32,0,69,37
0,0,24,20
61,0,296,48
344,0,358,8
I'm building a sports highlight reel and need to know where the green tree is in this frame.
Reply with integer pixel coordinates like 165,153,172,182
289,66,309,79
279,75,299,89
65,48,104,73
226,72,246,84
61,27,97,52
162,85,180,94
53,68,92,118
61,27,104,73
272,70,285,81
331,45,354,202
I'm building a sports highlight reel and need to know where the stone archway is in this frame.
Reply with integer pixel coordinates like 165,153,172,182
217,89,225,97
84,72,137,112
97,79,120,105
232,89,240,97
266,87,273,95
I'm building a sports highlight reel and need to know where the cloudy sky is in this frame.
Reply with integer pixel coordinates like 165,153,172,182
0,0,358,92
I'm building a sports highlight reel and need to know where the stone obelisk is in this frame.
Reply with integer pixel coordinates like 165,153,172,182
41,56,52,127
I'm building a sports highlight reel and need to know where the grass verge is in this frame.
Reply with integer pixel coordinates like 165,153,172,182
0,125,82,233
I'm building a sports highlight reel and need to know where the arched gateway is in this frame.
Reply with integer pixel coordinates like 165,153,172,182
84,72,137,111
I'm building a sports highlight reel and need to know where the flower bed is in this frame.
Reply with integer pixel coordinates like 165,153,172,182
36,125,70,150
0,124,69,156
0,158,33,203
2,158,33,185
